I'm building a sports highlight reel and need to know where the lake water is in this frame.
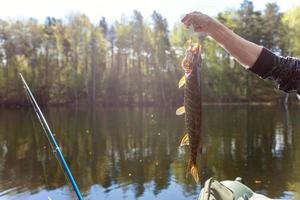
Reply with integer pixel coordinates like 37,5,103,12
0,105,300,200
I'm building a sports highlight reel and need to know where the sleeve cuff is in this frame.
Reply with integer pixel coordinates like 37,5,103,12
248,47,277,79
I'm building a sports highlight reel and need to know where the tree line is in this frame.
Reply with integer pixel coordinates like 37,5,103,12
0,0,299,106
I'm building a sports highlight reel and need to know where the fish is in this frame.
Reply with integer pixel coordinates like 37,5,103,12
176,42,202,183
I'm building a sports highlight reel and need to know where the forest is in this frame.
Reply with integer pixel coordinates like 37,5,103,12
0,0,299,106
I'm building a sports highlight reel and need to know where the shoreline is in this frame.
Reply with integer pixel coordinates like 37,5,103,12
1,100,299,109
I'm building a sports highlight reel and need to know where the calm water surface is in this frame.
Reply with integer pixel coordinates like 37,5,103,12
0,105,300,200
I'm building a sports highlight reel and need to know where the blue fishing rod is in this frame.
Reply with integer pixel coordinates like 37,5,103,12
19,73,84,200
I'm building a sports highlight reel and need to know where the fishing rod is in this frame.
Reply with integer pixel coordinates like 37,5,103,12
19,73,84,200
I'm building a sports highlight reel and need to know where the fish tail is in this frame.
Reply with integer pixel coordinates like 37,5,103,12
187,159,200,183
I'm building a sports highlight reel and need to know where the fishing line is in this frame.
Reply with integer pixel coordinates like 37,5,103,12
27,105,73,197
20,73,84,200
27,108,50,187
23,77,80,200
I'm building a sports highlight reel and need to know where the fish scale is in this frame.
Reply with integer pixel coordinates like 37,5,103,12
177,43,202,183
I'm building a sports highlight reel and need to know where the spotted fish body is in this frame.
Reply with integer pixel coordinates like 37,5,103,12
177,44,202,183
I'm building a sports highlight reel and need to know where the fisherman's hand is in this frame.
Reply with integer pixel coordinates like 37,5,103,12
181,12,216,34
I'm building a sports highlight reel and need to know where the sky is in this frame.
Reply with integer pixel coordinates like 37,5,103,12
0,0,299,27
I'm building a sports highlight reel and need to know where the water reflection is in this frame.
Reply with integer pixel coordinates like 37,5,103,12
0,106,299,199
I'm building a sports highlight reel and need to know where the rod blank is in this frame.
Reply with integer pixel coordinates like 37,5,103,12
20,73,83,200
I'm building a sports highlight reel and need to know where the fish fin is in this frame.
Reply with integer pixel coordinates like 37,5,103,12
176,106,185,116
180,134,189,146
178,75,186,88
187,160,200,183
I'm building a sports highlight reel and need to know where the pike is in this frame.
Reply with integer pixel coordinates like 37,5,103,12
19,73,84,200
176,39,203,183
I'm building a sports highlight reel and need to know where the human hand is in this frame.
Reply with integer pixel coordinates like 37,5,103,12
181,12,215,34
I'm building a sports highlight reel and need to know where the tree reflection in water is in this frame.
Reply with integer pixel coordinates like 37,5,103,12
0,106,299,199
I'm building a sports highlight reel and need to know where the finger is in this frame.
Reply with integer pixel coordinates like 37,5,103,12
194,26,203,32
191,11,202,15
181,12,198,23
181,14,191,23
194,24,203,32
182,18,192,27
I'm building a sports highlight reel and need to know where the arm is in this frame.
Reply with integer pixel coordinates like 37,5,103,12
207,21,262,68
182,11,262,68
182,12,300,94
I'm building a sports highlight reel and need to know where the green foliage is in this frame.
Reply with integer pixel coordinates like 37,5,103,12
0,2,299,106
281,6,300,56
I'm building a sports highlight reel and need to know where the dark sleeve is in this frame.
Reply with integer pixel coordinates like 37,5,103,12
249,47,300,95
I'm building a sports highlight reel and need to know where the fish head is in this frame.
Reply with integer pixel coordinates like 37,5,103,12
181,43,202,78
